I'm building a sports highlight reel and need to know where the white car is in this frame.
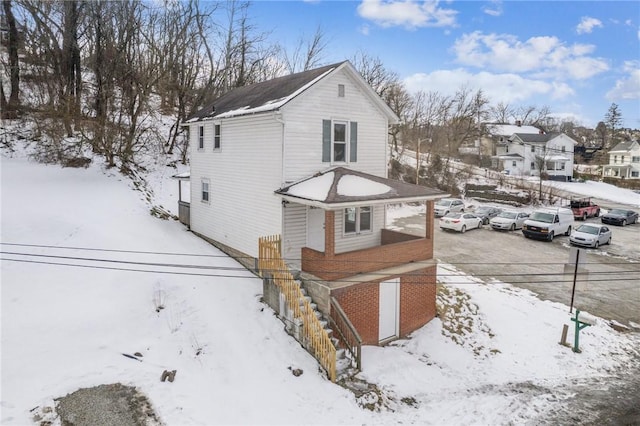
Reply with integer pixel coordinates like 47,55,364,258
434,198,465,217
439,212,482,233
570,224,612,248
490,210,529,231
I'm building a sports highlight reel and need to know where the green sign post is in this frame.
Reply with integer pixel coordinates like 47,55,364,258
570,309,592,353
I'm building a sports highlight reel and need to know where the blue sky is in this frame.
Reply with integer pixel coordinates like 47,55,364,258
249,1,640,128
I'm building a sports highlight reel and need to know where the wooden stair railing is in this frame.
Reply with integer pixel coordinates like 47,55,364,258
259,235,336,382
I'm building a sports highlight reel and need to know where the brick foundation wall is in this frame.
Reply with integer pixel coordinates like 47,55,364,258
399,265,437,336
332,282,380,346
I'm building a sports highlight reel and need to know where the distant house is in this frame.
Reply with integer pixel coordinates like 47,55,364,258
182,61,447,347
493,132,577,181
602,140,640,179
482,122,541,160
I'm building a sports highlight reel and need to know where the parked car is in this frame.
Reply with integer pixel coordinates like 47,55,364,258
439,212,482,233
473,206,503,225
522,207,574,241
434,198,465,217
569,224,612,248
600,209,639,226
490,210,529,231
569,197,600,221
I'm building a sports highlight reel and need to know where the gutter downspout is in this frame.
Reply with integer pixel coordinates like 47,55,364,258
275,110,286,250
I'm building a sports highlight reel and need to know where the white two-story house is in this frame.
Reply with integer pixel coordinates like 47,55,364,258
602,140,640,179
493,132,576,181
182,61,446,347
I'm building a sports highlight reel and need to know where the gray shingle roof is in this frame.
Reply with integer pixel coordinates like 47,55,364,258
511,133,555,143
609,140,638,152
187,62,346,122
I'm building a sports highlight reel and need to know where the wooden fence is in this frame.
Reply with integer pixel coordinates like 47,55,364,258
258,235,336,382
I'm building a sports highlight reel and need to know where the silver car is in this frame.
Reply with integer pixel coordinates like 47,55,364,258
434,198,465,217
569,224,612,248
490,210,529,231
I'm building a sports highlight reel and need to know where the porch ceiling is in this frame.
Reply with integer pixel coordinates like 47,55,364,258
275,167,448,210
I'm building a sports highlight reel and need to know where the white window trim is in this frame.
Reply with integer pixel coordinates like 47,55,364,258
343,206,372,236
201,178,210,204
198,126,204,151
332,119,349,165
214,123,221,151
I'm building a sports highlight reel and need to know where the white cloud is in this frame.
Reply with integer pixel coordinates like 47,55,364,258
403,68,575,105
359,24,371,35
576,17,603,34
357,0,457,29
451,31,609,80
606,61,640,101
482,0,503,17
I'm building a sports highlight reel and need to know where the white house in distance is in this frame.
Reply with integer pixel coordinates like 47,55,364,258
602,140,640,179
484,122,541,158
493,132,577,181
182,61,447,348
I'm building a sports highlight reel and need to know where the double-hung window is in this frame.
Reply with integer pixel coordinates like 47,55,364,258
322,119,357,164
198,126,204,150
214,124,221,150
344,206,371,235
201,179,210,203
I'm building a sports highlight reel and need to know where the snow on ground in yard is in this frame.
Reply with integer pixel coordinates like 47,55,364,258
546,180,640,207
2,153,639,425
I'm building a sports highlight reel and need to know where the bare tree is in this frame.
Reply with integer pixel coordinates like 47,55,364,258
1,0,21,118
604,103,623,148
489,102,514,123
282,25,328,73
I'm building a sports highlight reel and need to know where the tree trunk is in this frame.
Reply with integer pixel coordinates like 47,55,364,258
2,0,20,118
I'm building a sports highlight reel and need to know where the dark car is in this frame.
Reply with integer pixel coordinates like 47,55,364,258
473,206,503,225
600,208,639,226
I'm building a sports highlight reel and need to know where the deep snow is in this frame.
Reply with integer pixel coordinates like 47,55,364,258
2,153,639,425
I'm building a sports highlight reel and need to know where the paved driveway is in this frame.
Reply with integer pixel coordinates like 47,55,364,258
391,212,640,327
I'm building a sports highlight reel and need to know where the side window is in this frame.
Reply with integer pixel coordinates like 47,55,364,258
201,179,210,203
322,120,357,163
198,126,204,150
214,124,221,150
344,206,371,235
531,145,535,152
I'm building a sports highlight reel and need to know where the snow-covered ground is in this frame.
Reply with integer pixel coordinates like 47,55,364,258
2,153,639,425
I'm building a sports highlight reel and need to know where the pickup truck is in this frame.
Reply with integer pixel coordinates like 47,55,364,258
569,198,600,221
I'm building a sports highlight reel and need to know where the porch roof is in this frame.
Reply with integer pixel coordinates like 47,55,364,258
492,153,524,160
275,167,448,210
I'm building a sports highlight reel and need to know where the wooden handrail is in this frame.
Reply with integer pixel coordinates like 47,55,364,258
330,297,362,372
259,235,336,382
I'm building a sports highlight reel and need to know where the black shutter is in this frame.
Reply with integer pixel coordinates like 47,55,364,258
350,122,357,162
322,120,331,162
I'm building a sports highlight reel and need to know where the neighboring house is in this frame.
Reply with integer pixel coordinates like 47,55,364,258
483,122,541,160
602,140,640,179
493,132,576,181
182,61,447,346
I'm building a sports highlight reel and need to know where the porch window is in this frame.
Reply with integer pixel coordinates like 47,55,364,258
322,120,358,163
198,126,204,150
214,124,221,150
201,179,210,203
344,206,371,235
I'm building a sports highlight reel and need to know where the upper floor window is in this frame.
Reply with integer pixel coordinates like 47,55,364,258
531,145,535,153
531,162,535,170
561,146,566,152
198,126,204,150
621,155,625,163
344,206,371,235
632,156,640,163
614,155,618,164
214,124,221,150
338,84,345,97
201,179,210,203
322,119,357,163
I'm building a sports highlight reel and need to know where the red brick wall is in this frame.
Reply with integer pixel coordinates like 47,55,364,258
332,282,380,346
331,265,438,346
399,265,437,336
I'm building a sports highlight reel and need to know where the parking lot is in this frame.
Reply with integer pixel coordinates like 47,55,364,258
391,210,640,327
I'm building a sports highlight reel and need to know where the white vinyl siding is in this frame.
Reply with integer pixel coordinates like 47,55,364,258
189,115,283,258
282,203,307,266
334,205,384,254
281,69,388,182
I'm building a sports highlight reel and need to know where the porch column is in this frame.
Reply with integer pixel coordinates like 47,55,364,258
425,200,434,239
324,210,335,258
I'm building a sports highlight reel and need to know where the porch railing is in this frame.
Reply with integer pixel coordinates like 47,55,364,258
329,297,362,372
258,235,336,382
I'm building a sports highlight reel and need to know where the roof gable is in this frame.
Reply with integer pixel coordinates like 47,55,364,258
186,61,398,123
609,140,639,153
487,123,541,136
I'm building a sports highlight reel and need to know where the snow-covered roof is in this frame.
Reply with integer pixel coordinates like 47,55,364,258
172,172,190,179
275,167,447,209
487,123,541,136
492,154,524,160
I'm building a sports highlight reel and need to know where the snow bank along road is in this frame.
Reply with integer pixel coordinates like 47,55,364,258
392,213,640,328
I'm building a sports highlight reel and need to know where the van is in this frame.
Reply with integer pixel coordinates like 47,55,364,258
522,207,575,241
